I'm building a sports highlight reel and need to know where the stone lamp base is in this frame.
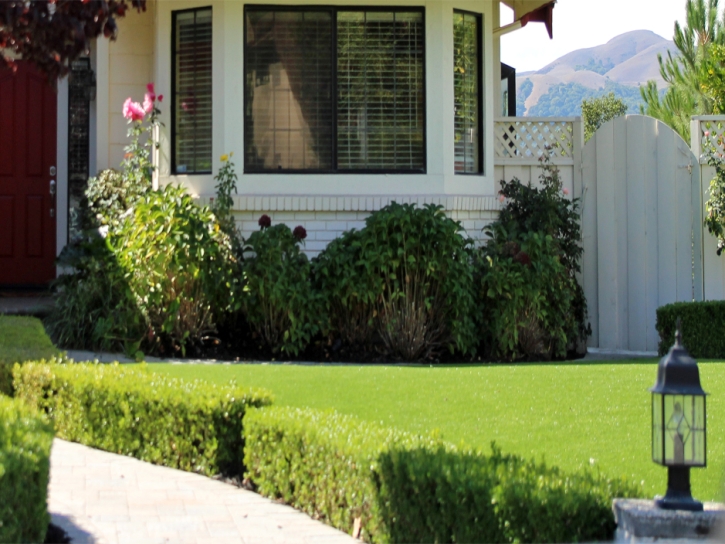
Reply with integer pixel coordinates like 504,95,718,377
613,499,725,542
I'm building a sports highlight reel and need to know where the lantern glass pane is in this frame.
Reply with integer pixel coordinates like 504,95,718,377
652,393,664,464
662,394,705,466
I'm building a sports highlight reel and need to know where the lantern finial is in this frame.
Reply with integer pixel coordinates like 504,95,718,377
675,317,683,347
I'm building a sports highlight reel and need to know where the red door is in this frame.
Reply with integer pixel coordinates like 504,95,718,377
0,62,57,286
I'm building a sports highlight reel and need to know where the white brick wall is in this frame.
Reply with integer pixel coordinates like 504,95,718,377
231,208,499,257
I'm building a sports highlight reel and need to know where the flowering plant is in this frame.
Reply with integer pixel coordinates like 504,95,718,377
121,82,164,188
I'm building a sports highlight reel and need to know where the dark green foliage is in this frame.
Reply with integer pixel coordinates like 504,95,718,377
0,316,59,397
656,301,725,357
582,92,628,141
244,406,641,544
528,80,642,117
14,360,272,476
242,221,321,355
312,203,478,360
482,153,589,359
0,395,53,544
575,57,615,75
516,78,533,116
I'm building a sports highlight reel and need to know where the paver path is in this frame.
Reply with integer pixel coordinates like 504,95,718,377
49,439,357,544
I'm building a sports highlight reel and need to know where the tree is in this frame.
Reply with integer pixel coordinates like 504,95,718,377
0,1,147,80
640,0,724,141
581,92,628,141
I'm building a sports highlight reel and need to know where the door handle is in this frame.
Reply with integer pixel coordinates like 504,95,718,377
50,179,56,218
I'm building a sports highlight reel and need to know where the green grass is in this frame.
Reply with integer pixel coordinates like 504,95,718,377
149,360,725,502
0,316,60,395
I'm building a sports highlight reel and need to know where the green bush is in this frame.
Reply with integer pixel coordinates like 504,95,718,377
242,219,321,355
0,395,54,543
0,316,60,397
109,185,242,355
244,406,640,544
656,301,725,357
482,153,589,359
480,230,576,360
14,359,272,476
312,203,478,360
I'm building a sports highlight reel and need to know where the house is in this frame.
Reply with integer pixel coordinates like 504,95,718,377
0,0,564,286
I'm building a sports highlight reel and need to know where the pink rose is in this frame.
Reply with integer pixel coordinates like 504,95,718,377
146,82,155,95
158,94,164,103
143,93,154,114
498,194,505,203
122,97,145,121
563,187,570,195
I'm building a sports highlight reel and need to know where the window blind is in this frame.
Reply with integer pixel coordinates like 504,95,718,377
337,11,424,171
173,8,213,174
244,7,425,173
244,10,333,171
453,12,481,174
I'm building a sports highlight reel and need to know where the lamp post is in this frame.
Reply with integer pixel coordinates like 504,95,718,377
650,319,707,511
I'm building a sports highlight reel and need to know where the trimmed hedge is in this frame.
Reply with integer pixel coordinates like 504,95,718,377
244,406,640,544
656,301,725,357
14,359,272,476
0,395,54,543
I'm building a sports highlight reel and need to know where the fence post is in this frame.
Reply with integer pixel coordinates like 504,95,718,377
690,118,705,302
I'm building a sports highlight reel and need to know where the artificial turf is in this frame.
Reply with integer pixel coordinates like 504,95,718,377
149,359,725,502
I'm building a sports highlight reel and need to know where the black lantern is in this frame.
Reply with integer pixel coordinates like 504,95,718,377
650,320,707,511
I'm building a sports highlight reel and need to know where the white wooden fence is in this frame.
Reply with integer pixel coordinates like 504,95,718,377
581,115,702,352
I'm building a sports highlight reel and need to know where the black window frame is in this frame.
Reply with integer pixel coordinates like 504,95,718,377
171,6,213,176
243,4,427,175
453,9,484,176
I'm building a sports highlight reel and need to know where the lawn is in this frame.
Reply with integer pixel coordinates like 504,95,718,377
0,316,60,395
150,360,725,502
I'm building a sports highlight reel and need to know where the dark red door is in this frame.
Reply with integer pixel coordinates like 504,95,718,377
0,61,57,286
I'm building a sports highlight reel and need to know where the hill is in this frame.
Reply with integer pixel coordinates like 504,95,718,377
515,30,676,117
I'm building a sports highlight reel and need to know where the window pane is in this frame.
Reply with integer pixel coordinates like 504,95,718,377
453,12,480,174
337,11,425,171
244,10,334,171
174,8,213,174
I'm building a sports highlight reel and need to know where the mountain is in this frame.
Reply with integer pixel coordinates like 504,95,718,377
516,30,676,117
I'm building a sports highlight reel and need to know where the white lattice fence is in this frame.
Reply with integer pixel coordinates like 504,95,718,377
494,117,575,160
694,116,725,158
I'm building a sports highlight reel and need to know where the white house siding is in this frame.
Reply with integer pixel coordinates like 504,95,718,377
94,4,157,172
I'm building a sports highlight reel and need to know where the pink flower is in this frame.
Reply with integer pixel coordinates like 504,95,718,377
122,97,145,122
562,187,570,195
705,131,711,137
146,82,155,95
143,93,154,114
498,194,505,203
158,94,164,103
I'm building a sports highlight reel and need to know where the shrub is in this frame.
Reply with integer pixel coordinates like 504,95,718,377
83,168,150,230
244,406,640,544
0,316,59,397
0,395,54,544
212,153,243,257
312,203,478,360
14,359,272,476
109,185,242,355
242,220,321,355
482,152,589,358
480,230,576,360
656,301,725,357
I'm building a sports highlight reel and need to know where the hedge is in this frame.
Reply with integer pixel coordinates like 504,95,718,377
656,301,725,357
244,406,641,544
0,395,54,544
14,359,273,476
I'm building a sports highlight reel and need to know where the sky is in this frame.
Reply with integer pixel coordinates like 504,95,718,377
501,0,690,72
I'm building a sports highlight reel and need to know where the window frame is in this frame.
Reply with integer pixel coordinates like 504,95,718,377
171,6,213,176
453,9,484,176
243,4,427,175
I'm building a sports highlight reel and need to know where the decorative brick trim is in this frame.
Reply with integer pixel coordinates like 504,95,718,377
196,194,502,212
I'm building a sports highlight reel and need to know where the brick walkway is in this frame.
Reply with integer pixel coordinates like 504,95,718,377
48,439,357,544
